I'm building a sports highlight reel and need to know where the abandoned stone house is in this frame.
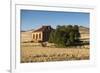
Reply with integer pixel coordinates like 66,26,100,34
32,25,53,42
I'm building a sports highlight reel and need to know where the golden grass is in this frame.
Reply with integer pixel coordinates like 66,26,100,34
21,44,89,63
20,26,90,63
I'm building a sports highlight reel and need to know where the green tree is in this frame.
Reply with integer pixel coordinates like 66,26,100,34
73,25,80,42
48,30,55,43
48,25,80,47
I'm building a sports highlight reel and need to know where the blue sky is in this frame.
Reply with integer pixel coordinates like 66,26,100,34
21,10,90,31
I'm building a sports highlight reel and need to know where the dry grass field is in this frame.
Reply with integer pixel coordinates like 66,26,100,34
21,43,89,63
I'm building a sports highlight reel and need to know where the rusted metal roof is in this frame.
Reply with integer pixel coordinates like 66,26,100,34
33,25,53,32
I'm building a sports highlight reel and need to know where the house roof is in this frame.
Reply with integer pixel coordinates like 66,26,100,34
33,25,54,32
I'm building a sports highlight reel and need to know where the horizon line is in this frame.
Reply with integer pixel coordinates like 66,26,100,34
21,24,89,31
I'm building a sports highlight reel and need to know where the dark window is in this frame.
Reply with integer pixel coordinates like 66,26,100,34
33,34,35,39
36,34,38,39
39,33,41,39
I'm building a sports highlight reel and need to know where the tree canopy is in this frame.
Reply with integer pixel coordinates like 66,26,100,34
48,25,80,47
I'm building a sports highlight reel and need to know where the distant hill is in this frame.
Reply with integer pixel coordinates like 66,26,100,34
79,26,89,33
79,26,89,41
21,30,33,42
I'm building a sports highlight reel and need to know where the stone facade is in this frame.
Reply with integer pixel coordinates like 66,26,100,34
32,26,53,42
